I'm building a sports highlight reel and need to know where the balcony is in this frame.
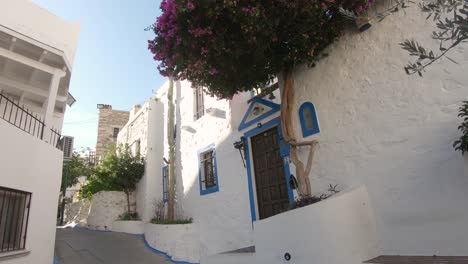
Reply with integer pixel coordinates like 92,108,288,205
0,92,62,148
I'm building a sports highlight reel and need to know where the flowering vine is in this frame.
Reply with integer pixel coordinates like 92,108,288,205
148,0,373,98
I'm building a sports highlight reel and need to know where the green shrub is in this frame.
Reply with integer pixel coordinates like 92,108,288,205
119,212,140,221
150,218,193,225
454,101,468,154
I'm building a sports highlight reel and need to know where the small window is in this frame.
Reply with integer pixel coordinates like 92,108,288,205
162,166,168,202
135,140,141,156
0,187,31,253
193,86,205,121
198,146,219,195
299,102,320,137
113,128,120,138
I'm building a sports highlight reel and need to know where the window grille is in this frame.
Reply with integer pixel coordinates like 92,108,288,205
193,86,204,121
113,128,119,138
162,166,168,202
0,187,31,253
198,145,219,195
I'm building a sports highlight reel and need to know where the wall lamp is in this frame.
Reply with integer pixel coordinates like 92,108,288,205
233,136,247,168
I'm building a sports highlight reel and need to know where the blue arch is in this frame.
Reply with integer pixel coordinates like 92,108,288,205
299,102,320,137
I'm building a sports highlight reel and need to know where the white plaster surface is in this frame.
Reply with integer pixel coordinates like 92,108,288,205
201,253,256,264
203,187,377,264
254,186,378,264
144,223,200,263
151,81,282,258
0,119,63,264
119,1,468,261
86,191,136,231
118,99,165,222
287,3,468,256
112,220,144,234
0,0,80,65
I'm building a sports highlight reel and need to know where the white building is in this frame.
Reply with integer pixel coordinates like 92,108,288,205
0,1,80,263
118,4,468,264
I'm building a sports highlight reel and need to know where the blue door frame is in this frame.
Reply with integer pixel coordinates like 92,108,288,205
243,116,294,222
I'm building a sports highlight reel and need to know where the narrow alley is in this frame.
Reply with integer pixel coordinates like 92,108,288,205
55,228,171,264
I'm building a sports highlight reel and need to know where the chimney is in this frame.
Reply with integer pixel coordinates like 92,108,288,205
130,104,142,119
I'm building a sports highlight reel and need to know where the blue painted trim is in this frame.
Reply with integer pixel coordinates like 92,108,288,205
243,117,293,222
143,237,199,264
54,256,59,264
243,137,256,222
198,144,219,195
162,165,168,202
238,97,281,131
299,102,320,137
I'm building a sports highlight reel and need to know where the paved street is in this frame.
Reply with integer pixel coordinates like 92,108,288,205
55,228,171,264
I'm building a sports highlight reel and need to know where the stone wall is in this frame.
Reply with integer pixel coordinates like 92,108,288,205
64,199,91,226
95,106,130,158
64,191,136,230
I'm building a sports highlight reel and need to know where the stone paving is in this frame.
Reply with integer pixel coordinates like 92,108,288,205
55,228,172,264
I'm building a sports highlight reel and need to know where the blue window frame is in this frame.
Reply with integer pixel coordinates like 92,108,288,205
162,165,168,202
299,102,320,137
198,144,219,195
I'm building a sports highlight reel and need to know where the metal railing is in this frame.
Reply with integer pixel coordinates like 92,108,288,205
0,92,63,150
0,92,45,140
0,187,32,253
50,128,62,149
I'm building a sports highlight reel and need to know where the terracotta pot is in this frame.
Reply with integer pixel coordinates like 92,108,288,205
356,17,372,32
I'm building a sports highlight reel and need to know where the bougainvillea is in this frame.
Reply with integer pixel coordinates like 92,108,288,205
148,0,372,98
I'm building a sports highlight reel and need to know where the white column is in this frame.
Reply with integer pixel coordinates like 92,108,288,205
43,70,65,142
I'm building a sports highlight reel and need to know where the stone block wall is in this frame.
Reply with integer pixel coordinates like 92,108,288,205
64,191,136,230
95,106,130,158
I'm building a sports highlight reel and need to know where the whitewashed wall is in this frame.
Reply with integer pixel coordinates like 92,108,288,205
202,186,378,264
86,191,135,231
0,119,63,264
154,80,283,257
145,223,199,263
117,99,164,222
253,186,378,264
120,2,468,261
0,0,80,65
287,3,468,256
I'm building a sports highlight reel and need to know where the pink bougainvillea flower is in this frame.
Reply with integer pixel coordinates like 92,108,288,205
321,2,328,10
187,1,195,10
209,68,218,75
356,5,364,13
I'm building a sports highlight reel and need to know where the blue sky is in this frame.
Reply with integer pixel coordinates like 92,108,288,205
31,0,166,150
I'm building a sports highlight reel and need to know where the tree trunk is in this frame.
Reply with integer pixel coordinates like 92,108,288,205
167,77,176,221
280,68,318,197
125,190,131,214
60,188,66,226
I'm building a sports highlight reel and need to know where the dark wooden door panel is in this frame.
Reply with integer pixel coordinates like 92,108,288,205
251,127,289,220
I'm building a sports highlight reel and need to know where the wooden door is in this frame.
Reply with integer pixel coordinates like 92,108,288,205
251,127,289,220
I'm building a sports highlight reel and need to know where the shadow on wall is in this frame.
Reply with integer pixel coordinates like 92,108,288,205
63,191,135,230
173,84,258,256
